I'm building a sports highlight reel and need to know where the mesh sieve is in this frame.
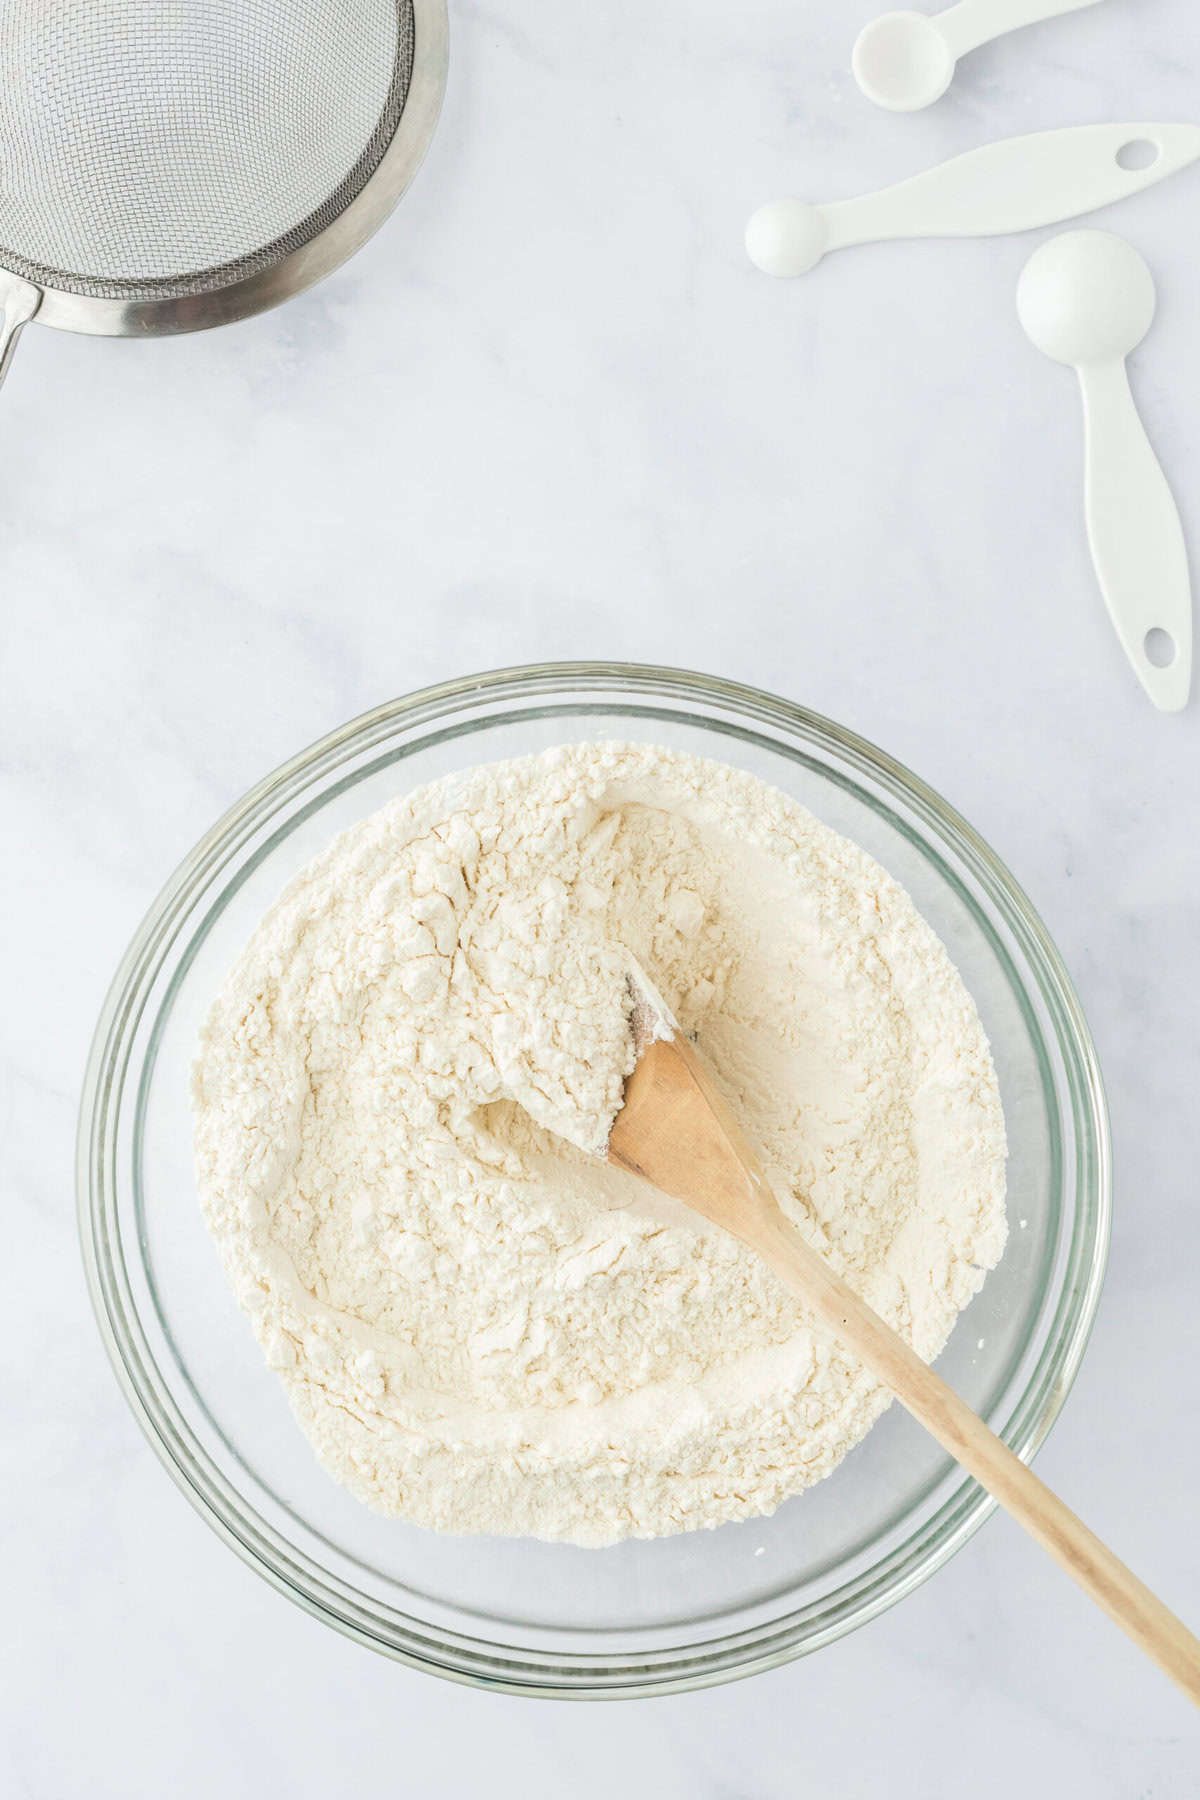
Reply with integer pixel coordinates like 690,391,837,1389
0,0,416,302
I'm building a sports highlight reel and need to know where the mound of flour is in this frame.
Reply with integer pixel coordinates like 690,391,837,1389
192,743,1006,1545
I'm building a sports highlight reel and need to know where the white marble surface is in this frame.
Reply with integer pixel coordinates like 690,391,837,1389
5,0,1200,1791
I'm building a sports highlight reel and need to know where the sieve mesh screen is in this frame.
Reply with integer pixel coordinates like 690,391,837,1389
0,0,415,301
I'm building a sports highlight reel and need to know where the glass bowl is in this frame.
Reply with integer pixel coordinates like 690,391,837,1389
78,663,1110,1697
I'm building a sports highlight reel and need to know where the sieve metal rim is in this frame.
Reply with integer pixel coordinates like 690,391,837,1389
0,0,448,343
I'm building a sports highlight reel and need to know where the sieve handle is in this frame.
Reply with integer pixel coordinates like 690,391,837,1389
0,275,41,394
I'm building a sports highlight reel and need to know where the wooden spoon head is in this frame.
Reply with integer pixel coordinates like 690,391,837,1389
607,1029,778,1246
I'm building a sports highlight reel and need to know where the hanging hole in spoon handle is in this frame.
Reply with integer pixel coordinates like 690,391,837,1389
0,274,41,393
1145,627,1177,669
1116,138,1160,172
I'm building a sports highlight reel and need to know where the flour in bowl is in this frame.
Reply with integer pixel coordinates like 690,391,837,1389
192,744,1006,1545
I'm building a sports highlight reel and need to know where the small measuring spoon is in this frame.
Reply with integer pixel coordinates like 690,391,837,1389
853,0,1104,113
745,124,1200,278
1018,230,1191,713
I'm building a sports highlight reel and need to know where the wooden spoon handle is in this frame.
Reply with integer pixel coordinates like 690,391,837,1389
749,1208,1200,1707
609,1028,1199,1702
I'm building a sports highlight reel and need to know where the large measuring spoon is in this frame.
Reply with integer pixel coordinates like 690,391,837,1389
745,123,1200,278
1018,230,1191,713
853,0,1104,113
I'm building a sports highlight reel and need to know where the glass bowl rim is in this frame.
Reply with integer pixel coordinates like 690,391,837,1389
76,660,1111,1698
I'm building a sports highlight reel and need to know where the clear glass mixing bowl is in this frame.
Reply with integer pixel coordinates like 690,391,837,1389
78,664,1110,1696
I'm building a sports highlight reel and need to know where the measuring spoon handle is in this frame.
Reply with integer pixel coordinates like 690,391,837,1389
823,124,1200,253
1077,359,1192,711
937,0,1103,60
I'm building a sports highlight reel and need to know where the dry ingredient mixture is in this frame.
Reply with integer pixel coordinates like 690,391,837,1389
193,744,1007,1545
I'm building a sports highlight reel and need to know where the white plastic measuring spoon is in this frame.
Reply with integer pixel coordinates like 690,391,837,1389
745,123,1200,277
853,0,1104,113
1018,230,1191,713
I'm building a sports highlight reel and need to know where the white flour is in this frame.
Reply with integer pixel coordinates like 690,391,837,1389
193,743,1006,1545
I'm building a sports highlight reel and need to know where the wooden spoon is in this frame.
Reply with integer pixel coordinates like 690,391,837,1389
608,991,1200,1707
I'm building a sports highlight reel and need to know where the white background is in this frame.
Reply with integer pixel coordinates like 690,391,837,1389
5,0,1200,1791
